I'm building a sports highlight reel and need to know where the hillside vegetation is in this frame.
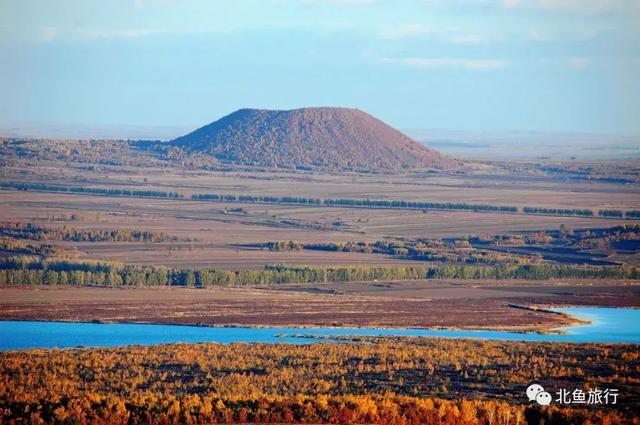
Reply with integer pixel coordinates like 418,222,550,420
171,107,455,170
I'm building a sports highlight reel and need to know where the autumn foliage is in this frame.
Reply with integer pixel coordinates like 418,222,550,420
1,338,638,424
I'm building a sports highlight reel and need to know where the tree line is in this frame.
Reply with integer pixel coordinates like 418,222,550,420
266,239,535,266
524,207,640,219
522,207,594,217
496,224,640,251
0,260,428,287
0,181,182,199
1,257,638,287
0,221,188,243
192,193,518,213
193,192,639,218
599,209,624,218
2,181,638,218
0,237,65,257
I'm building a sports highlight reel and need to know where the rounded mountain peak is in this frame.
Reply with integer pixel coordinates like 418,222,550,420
171,107,455,170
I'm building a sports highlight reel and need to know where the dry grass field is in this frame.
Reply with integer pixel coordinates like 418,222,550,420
0,190,632,268
4,157,640,208
1,160,636,268
1,158,639,331
1,280,638,331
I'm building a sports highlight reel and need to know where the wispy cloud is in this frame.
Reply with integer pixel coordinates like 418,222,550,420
381,57,507,70
448,33,503,44
567,57,591,70
20,27,165,42
3,26,60,44
79,29,162,39
378,24,503,46
132,0,174,7
31,27,58,43
500,0,640,15
378,23,432,39
538,57,593,71
303,0,380,4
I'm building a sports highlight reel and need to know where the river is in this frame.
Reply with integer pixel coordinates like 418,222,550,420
1,307,638,350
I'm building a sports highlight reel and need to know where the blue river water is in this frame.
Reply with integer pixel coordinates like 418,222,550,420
0,307,638,350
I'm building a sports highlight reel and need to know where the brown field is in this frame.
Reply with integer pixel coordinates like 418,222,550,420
1,157,639,331
4,157,640,208
0,189,633,268
1,280,638,331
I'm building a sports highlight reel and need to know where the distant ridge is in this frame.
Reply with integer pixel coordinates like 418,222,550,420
170,107,455,170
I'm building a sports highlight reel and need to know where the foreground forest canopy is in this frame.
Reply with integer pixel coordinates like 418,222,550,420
1,338,637,424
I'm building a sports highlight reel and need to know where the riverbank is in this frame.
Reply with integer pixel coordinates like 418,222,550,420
1,280,638,333
2,306,640,351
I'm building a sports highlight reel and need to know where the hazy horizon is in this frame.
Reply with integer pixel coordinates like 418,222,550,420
3,118,638,160
4,118,640,139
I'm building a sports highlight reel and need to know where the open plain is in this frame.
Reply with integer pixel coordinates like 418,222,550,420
1,155,638,269
2,280,639,331
2,156,639,333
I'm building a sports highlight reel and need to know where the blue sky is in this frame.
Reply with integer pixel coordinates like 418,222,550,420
1,0,639,135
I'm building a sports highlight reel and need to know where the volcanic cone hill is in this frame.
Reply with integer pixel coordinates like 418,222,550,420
170,107,456,170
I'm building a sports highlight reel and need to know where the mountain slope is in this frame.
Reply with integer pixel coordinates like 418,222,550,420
171,107,455,170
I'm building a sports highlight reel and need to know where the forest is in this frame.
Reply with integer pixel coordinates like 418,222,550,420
0,221,189,243
483,224,640,250
0,337,637,424
0,238,67,258
1,256,639,287
0,182,182,199
268,239,533,266
263,224,640,266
